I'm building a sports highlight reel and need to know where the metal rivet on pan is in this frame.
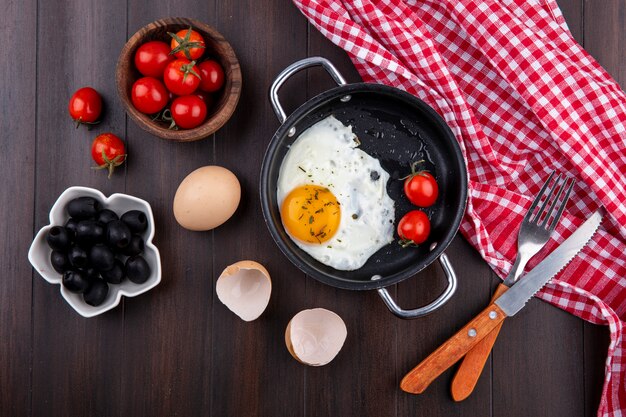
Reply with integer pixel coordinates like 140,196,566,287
468,328,477,338
489,310,498,319
340,95,352,102
288,127,296,137
370,275,382,281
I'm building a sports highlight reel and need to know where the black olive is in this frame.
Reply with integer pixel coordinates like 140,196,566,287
101,259,125,284
46,226,70,250
121,234,144,256
62,270,91,293
125,256,151,284
65,218,79,239
121,210,148,233
75,220,105,245
83,279,109,306
89,244,115,271
67,197,101,220
68,245,89,268
50,250,71,273
106,220,131,250
96,209,119,224
80,267,101,281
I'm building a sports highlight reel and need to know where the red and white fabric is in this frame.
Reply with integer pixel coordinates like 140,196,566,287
291,0,626,415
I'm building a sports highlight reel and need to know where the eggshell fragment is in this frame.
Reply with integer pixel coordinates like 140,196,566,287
285,308,347,366
216,260,272,322
173,165,241,231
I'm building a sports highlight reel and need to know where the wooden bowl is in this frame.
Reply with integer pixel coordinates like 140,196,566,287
116,17,242,142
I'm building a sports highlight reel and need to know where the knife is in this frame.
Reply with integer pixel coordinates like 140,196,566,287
400,210,603,394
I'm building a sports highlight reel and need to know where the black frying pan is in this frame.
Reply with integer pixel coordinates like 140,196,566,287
260,57,467,318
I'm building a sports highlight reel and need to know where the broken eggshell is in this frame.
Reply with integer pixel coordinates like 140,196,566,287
285,308,347,366
216,260,272,321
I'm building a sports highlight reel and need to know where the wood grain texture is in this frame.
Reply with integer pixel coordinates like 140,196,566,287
581,1,623,414
0,0,616,416
119,2,216,417
209,1,310,415
31,0,128,416
0,0,36,416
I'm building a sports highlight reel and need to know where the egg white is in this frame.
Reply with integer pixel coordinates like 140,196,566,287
277,115,395,271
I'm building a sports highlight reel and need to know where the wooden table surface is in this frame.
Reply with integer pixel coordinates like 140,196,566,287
1,0,622,416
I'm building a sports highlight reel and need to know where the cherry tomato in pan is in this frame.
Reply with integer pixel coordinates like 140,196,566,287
134,41,174,78
198,60,225,93
68,87,102,129
131,77,169,114
91,133,126,179
397,210,430,246
169,27,205,60
164,59,201,96
404,171,438,207
171,95,207,129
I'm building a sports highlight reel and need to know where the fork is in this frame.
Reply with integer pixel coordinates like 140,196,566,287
450,171,575,401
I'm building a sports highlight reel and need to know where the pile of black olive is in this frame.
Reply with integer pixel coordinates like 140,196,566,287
46,196,151,307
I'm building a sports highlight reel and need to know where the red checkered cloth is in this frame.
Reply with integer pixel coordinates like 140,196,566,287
292,0,626,415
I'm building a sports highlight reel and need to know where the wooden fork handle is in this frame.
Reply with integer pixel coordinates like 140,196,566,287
450,283,509,401
400,303,507,394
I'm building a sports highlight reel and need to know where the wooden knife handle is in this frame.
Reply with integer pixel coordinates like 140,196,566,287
400,303,507,394
450,283,509,401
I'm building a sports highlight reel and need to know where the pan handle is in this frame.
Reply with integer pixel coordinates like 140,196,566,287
270,57,347,124
374,251,458,319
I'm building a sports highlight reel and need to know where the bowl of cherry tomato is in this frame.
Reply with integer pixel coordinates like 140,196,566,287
116,17,242,142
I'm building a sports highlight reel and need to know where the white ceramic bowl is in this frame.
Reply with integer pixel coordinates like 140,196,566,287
28,186,161,317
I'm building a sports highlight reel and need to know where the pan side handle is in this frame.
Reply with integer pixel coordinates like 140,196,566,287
269,57,347,124
374,252,458,319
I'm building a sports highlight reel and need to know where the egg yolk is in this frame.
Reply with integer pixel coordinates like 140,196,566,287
281,185,341,244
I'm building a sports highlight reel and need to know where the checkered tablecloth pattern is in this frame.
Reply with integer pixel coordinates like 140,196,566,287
292,0,626,415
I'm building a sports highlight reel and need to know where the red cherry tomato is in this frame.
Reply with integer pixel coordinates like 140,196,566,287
198,60,225,93
91,133,126,179
169,27,205,60
171,95,207,129
134,41,174,78
404,171,438,207
131,77,168,114
397,210,431,246
164,59,201,96
68,87,102,128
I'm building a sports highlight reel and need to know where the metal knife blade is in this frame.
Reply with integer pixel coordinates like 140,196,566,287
495,210,602,317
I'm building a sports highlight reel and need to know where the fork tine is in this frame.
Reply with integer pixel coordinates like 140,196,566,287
547,177,575,231
525,170,556,222
532,172,562,223
539,175,568,227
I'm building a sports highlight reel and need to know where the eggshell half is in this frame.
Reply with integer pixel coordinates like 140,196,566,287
285,308,347,366
173,165,241,231
216,260,272,322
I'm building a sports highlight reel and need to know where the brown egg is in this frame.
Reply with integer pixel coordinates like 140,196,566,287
173,165,241,231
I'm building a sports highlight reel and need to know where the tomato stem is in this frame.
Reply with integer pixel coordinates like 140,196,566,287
168,26,205,60
180,60,201,83
73,117,101,130
92,150,126,179
398,238,419,248
399,159,427,180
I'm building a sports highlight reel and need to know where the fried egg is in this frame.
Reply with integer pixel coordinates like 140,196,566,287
277,115,395,271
